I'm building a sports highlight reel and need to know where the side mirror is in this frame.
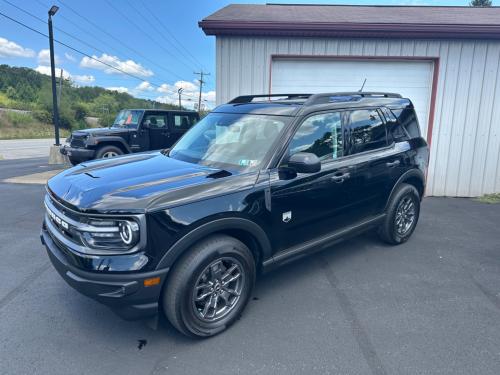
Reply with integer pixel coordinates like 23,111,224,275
287,152,321,174
142,120,151,129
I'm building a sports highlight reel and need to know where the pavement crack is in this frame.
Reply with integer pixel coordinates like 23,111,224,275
319,255,388,375
0,262,51,312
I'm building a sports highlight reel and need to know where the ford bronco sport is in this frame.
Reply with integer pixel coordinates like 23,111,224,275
41,92,429,338
61,109,199,165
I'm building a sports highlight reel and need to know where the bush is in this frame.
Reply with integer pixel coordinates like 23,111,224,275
72,102,88,121
5,111,34,127
32,109,52,123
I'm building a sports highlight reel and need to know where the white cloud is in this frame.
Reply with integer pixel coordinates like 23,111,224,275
156,80,215,110
73,74,95,83
0,37,35,58
136,81,153,91
35,65,71,79
106,86,129,93
38,49,60,65
65,52,76,62
80,54,153,77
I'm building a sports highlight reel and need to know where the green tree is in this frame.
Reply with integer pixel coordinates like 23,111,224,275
470,0,492,6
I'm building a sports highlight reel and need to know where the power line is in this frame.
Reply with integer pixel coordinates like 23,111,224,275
0,10,197,99
56,0,187,82
103,0,199,74
129,0,206,71
23,0,194,87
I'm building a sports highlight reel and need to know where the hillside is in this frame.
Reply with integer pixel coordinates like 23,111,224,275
0,64,177,137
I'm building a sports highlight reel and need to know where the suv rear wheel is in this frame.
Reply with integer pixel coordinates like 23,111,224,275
163,234,255,338
378,183,420,245
95,145,123,159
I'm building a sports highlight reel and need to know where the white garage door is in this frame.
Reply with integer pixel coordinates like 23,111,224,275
271,59,434,139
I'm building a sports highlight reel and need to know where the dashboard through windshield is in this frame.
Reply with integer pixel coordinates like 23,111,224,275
112,110,143,129
169,113,290,171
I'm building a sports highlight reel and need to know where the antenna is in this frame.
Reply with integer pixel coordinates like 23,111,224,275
359,78,367,93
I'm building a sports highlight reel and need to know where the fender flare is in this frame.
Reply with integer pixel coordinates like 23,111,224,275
155,217,272,270
385,169,425,211
93,137,132,153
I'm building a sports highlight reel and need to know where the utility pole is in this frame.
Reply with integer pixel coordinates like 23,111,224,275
194,71,210,112
177,88,183,109
57,68,63,107
48,5,60,146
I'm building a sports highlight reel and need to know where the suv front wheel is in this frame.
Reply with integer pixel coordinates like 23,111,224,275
378,183,420,245
95,145,123,159
163,234,256,338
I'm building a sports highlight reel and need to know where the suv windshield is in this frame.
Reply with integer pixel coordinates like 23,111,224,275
112,110,143,128
169,113,289,171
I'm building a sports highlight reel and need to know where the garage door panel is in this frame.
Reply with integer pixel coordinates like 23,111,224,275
271,59,434,139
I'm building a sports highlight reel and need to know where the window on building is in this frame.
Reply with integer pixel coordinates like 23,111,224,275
288,112,343,162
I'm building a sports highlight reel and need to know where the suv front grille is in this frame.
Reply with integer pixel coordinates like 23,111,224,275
44,195,84,247
70,135,86,148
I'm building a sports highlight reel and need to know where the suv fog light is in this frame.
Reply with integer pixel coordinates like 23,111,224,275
119,221,139,245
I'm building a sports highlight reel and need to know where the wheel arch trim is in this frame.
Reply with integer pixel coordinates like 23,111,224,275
155,217,272,270
385,169,425,211
93,137,132,153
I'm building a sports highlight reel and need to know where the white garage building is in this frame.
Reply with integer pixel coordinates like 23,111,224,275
200,4,500,197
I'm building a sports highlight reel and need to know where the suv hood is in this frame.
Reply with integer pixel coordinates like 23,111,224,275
47,152,258,213
72,127,132,137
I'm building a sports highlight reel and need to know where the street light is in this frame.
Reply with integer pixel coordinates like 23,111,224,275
48,5,60,146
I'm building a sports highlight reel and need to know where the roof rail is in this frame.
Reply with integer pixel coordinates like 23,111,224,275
304,92,402,106
228,94,312,104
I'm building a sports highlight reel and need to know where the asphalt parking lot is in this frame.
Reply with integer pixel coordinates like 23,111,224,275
1,157,500,375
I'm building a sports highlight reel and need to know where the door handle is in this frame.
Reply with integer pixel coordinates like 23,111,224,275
331,172,350,183
386,160,401,168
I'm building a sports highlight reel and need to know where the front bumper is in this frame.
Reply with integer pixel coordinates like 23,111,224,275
60,145,95,162
40,226,169,320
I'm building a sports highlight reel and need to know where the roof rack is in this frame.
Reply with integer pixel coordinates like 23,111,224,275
304,92,402,106
228,94,312,104
228,92,403,105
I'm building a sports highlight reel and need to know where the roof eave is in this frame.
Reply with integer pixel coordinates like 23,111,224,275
199,21,500,40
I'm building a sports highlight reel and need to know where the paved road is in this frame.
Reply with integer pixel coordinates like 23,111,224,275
0,138,56,160
1,158,500,375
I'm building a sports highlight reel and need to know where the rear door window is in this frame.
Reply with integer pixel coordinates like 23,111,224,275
173,114,196,129
346,109,387,155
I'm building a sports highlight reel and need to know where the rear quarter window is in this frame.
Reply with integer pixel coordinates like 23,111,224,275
391,108,421,139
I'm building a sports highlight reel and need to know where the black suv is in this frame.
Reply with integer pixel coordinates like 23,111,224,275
41,92,428,338
61,109,199,165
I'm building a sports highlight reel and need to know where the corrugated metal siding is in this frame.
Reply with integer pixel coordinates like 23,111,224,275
216,36,500,197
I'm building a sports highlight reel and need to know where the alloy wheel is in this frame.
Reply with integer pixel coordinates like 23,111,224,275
192,257,245,322
395,196,416,236
102,151,118,158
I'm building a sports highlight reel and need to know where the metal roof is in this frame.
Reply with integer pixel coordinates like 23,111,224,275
200,4,500,39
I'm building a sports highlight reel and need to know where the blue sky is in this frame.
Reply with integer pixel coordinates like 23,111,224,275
0,0,498,109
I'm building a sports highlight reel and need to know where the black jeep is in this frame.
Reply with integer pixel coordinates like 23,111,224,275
61,109,199,165
41,93,428,338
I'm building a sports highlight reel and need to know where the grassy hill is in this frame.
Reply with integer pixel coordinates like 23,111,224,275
0,64,177,139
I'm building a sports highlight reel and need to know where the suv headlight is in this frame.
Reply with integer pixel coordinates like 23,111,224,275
80,219,141,250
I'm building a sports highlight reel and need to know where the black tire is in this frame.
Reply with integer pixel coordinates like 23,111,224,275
163,234,256,338
95,145,123,159
378,183,420,245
